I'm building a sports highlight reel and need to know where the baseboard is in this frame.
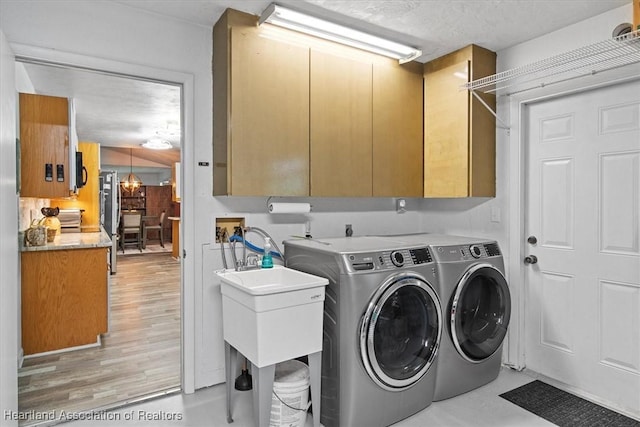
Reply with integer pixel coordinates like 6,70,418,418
23,336,101,359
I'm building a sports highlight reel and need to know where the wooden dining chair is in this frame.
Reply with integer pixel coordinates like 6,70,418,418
119,212,143,252
142,211,166,249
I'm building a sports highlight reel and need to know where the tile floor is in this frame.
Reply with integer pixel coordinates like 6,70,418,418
61,367,559,427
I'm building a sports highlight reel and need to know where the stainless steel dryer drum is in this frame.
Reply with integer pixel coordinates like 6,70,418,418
284,236,443,427
394,234,511,401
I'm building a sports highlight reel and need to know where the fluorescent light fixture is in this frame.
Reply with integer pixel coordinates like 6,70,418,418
142,138,172,150
259,4,422,64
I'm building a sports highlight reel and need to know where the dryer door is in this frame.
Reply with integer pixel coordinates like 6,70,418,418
450,263,511,363
360,274,442,391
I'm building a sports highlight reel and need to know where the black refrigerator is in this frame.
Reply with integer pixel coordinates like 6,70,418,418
99,170,119,274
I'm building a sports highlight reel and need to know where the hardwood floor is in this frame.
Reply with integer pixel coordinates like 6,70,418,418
18,250,180,425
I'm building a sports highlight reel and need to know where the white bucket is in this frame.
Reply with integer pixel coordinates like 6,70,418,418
270,359,310,427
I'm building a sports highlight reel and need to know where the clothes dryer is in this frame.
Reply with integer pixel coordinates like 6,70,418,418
284,236,442,427
395,234,511,401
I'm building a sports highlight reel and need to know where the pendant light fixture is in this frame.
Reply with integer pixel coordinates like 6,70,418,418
121,148,142,193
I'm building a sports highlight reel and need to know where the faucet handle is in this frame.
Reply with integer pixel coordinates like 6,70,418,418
246,253,260,268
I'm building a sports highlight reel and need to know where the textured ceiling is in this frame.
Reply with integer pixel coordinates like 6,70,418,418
19,0,630,167
112,0,629,61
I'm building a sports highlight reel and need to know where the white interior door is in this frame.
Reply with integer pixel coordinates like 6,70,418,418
524,79,640,415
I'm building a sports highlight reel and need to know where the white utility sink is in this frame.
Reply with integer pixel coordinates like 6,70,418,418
217,264,328,295
216,265,329,367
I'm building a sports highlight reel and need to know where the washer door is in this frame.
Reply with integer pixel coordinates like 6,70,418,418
451,263,511,363
360,274,442,391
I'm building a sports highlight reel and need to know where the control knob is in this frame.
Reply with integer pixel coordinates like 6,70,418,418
390,251,404,267
469,245,482,258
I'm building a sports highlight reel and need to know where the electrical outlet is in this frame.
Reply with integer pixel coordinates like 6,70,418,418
345,224,353,237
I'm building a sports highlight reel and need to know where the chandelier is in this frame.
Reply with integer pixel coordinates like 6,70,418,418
120,148,142,193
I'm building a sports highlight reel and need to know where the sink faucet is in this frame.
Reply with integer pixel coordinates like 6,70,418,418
231,226,281,271
235,227,260,271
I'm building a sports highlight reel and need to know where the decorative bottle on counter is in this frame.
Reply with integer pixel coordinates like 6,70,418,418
41,207,61,242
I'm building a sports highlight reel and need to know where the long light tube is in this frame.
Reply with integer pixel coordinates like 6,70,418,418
259,4,422,64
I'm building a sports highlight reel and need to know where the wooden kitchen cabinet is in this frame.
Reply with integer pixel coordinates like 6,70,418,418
310,52,423,197
213,9,310,196
121,185,146,214
423,45,496,197
310,50,372,197
213,8,424,198
19,92,72,198
21,247,108,355
373,61,424,197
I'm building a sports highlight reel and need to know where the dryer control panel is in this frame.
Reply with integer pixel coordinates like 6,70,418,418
431,242,501,262
344,247,433,272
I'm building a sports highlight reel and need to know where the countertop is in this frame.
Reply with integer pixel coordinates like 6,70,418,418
20,228,112,252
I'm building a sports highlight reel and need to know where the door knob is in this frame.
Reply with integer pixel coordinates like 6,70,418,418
524,255,538,265
527,236,537,245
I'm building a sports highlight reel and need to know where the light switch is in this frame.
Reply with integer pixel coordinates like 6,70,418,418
490,206,501,223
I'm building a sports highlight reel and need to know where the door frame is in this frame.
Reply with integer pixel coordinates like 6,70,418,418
9,42,196,394
505,72,640,371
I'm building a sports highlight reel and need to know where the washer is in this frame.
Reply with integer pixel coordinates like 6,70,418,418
284,236,442,427
395,234,511,401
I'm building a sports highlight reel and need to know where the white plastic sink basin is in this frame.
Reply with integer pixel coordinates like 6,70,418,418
216,265,329,367
216,264,328,295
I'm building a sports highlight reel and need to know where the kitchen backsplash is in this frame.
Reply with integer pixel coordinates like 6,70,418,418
19,198,49,231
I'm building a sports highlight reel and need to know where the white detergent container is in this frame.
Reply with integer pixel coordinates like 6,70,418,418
270,359,310,427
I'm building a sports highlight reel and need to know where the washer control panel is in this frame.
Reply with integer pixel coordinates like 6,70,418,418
345,247,432,272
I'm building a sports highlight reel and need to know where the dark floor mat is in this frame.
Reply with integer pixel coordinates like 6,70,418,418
499,380,639,427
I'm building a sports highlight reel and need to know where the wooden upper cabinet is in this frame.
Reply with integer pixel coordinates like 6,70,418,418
310,50,372,197
213,8,425,198
373,61,423,197
423,45,496,197
213,9,310,196
19,93,71,198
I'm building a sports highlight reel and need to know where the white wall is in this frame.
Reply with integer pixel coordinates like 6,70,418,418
0,29,19,427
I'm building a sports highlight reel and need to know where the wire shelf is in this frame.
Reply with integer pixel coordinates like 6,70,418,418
463,30,640,95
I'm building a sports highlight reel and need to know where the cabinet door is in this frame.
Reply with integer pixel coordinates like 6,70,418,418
19,93,70,198
310,50,372,197
21,248,108,354
424,60,470,197
229,27,310,196
373,62,423,197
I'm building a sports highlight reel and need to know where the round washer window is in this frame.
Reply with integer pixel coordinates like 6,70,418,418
360,275,441,390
